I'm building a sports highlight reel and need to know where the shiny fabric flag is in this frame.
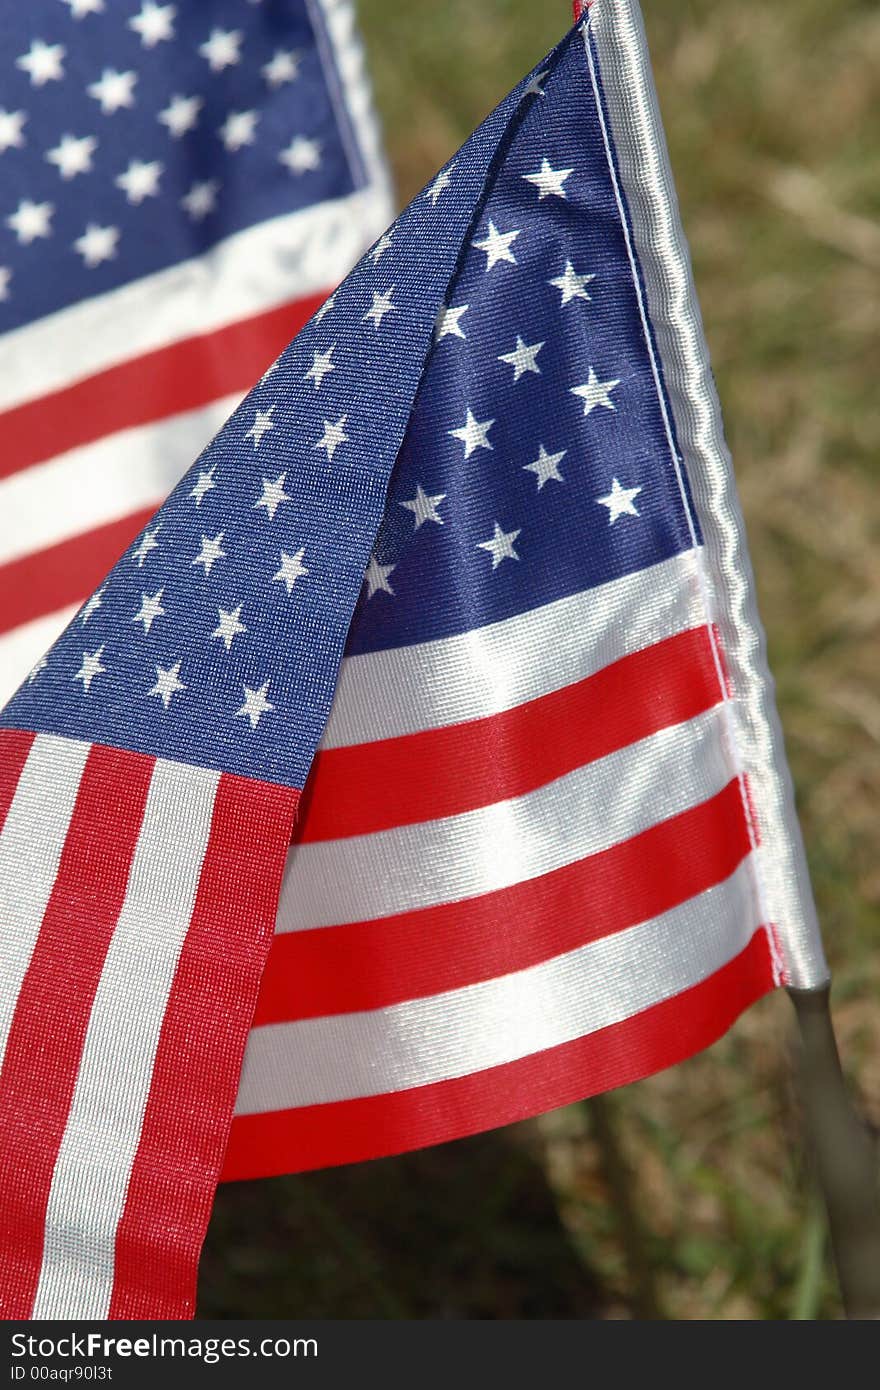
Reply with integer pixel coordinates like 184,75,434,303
0,1,828,1321
0,0,391,706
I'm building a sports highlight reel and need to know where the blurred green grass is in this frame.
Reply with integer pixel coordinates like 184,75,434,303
199,0,880,1320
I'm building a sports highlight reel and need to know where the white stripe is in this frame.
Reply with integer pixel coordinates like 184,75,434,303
279,704,733,932
0,190,390,415
0,734,90,1069
0,606,78,710
238,856,763,1112
31,759,220,1321
0,395,242,566
321,549,704,748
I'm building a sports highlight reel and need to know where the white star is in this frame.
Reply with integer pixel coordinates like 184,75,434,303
27,655,48,684
73,223,118,268
477,522,521,569
148,661,186,710
449,408,494,459
524,69,549,97
80,587,105,624
0,267,9,302
597,477,642,524
435,303,468,341
245,406,275,449
211,604,247,651
523,157,573,200
362,288,397,330
571,367,620,416
400,485,445,528
130,3,175,47
199,28,242,72
314,293,335,323
133,587,166,633
17,40,65,87
549,260,595,305
189,465,216,505
88,69,137,114
498,335,543,382
272,548,309,594
75,646,106,693
279,135,320,174
6,200,53,245
235,679,274,729
192,531,226,575
219,109,258,152
46,133,97,180
116,159,162,205
0,109,26,154
427,165,454,204
473,220,520,270
181,179,219,220
370,230,394,263
159,94,202,138
524,444,566,490
254,472,290,520
63,0,104,16
365,556,395,597
305,345,336,390
263,48,300,87
132,526,160,567
314,414,349,461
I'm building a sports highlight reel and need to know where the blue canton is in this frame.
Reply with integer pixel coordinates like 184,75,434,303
2,21,700,791
347,43,699,652
0,0,362,332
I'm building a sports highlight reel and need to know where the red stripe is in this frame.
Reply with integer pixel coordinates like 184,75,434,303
0,293,328,482
224,930,776,1181
0,508,155,636
256,779,751,1025
108,775,299,1320
0,730,36,835
0,745,153,1319
295,627,720,842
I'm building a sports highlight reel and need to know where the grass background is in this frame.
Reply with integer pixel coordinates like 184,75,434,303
198,0,880,1319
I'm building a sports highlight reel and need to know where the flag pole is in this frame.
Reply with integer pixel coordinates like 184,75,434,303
789,985,880,1317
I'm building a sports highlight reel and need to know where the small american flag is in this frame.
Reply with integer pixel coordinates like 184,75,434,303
0,0,391,705
0,1,827,1320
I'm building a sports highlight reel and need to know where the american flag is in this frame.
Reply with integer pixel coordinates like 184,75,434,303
0,2,827,1321
0,0,391,706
